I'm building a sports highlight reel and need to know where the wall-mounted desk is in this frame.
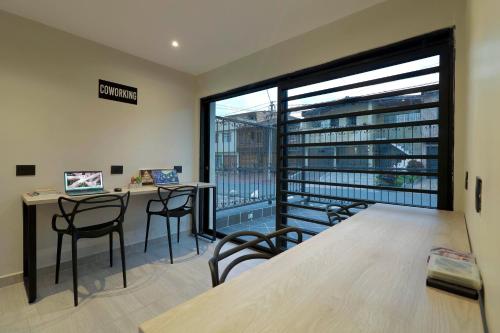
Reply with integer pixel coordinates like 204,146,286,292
21,182,216,303
139,204,483,333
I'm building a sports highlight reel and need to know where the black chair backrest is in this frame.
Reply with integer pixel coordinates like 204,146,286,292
157,185,197,211
326,201,368,225
208,227,303,287
57,192,130,229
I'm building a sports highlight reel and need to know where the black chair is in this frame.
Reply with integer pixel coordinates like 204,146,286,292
325,201,368,225
144,185,199,264
208,227,303,287
52,192,130,306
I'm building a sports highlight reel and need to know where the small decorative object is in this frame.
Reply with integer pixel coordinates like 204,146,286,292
128,175,143,189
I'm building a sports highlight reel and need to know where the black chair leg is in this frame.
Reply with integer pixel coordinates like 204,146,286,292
118,227,127,288
109,232,113,267
177,217,180,243
165,217,173,264
71,235,78,306
55,233,63,284
191,214,200,255
144,214,151,253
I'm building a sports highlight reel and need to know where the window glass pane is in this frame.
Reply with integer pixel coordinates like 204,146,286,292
288,55,440,97
288,73,439,108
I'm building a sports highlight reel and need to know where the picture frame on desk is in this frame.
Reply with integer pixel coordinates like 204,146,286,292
139,169,154,185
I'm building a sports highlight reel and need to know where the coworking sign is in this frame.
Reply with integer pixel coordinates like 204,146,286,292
98,79,137,105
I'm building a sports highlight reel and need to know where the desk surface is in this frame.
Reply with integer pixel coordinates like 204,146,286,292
22,182,215,206
139,204,482,333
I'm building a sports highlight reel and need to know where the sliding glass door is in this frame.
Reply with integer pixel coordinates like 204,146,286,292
200,88,278,240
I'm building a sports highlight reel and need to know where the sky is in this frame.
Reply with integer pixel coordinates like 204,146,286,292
214,55,439,118
215,88,278,117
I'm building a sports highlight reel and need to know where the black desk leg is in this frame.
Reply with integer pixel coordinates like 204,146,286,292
196,186,217,242
212,186,216,241
22,202,37,303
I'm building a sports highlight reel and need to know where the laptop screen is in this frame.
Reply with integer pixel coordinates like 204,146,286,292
64,171,104,192
151,169,179,185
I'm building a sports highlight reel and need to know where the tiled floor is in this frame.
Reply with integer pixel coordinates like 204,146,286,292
0,234,262,333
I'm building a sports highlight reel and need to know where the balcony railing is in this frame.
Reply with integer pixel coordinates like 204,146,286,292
215,116,276,210
216,167,276,210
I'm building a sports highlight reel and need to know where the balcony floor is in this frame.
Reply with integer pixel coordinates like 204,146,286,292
217,207,330,242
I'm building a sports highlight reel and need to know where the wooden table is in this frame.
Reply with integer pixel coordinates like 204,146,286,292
21,182,216,303
139,204,483,333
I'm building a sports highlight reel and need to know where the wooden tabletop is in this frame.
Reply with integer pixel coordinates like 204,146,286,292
22,182,215,206
139,204,482,333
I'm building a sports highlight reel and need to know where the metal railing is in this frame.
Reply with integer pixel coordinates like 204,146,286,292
215,116,276,210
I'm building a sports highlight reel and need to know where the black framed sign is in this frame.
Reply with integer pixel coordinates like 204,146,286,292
98,79,137,105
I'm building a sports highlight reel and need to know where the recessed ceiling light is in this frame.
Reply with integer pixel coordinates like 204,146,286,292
171,40,179,48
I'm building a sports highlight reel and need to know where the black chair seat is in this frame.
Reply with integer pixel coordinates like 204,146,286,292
148,207,192,218
54,220,117,235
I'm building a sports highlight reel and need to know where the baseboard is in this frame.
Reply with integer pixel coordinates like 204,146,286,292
0,271,23,288
0,231,201,289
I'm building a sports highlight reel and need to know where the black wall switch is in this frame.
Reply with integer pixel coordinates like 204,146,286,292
475,177,482,213
16,165,36,176
174,165,182,173
111,165,123,175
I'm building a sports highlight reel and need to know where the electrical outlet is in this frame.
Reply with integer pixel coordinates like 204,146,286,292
16,165,36,176
111,165,123,174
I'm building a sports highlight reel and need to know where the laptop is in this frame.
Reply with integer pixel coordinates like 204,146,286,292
151,169,179,186
64,171,109,196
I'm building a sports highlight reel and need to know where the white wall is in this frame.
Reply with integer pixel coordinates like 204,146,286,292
195,0,467,213
464,0,500,331
0,11,197,277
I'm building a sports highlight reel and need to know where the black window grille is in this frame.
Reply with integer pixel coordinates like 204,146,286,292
276,31,454,238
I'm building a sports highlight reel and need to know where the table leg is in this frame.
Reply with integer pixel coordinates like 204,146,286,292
196,186,217,242
212,186,216,241
22,202,37,303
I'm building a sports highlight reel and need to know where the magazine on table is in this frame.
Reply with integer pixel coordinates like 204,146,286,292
426,247,482,299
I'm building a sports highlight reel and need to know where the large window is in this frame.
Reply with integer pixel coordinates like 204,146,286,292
200,29,454,243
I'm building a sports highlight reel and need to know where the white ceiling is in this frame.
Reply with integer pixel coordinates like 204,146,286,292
0,0,384,75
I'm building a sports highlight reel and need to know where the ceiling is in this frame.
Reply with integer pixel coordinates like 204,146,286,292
0,0,384,75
